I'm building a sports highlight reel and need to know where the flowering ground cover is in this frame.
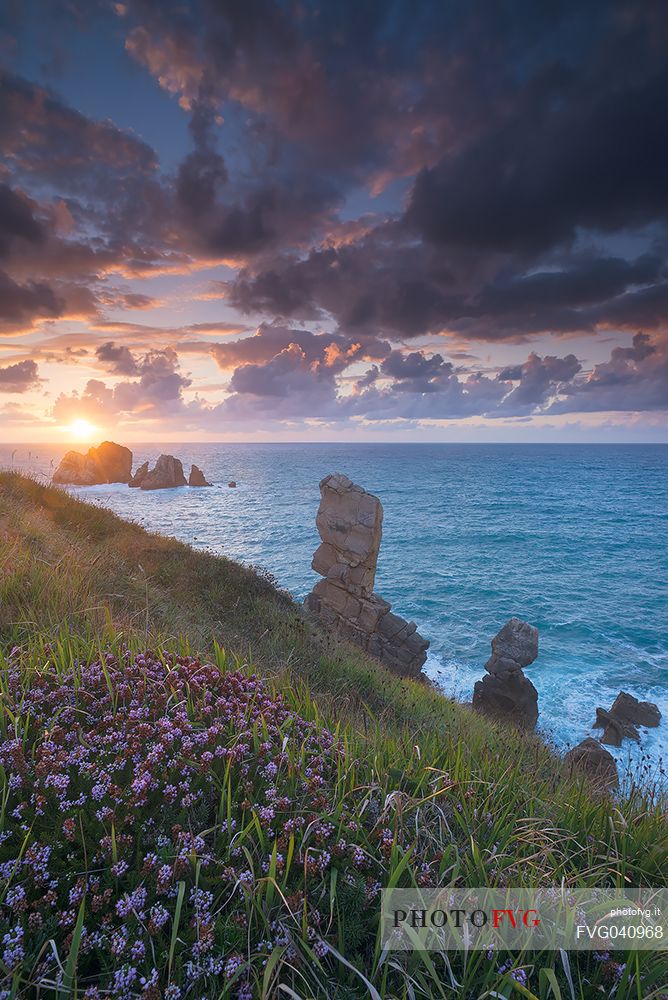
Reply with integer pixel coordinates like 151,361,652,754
0,473,666,998
1,646,351,996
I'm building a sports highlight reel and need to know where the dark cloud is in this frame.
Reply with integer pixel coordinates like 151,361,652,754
379,350,453,392
548,331,668,413
95,341,139,376
209,323,389,373
0,184,46,257
406,29,668,253
495,352,582,415
176,99,228,218
0,269,63,329
0,72,180,285
228,343,330,399
215,324,389,419
230,237,668,344
476,256,662,317
592,281,668,331
0,359,40,392
229,234,468,340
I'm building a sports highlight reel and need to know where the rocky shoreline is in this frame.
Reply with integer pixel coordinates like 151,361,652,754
52,446,662,792
303,472,661,793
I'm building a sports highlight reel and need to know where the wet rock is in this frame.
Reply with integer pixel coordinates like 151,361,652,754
129,461,149,488
609,691,661,728
473,618,539,728
188,464,211,487
140,455,187,490
593,691,660,746
564,738,619,792
594,707,640,746
53,441,132,485
304,473,429,677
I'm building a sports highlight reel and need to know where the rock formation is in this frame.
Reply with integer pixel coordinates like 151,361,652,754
55,445,212,491
129,461,149,488
304,473,429,677
139,454,187,490
53,441,132,486
594,691,661,746
564,738,619,792
593,709,639,746
188,465,211,487
472,617,539,728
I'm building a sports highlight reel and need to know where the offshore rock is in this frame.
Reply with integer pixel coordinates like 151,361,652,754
564,738,619,793
140,454,187,490
609,691,661,728
473,617,539,728
53,441,132,485
129,461,149,488
188,464,211,487
304,473,428,677
594,691,661,746
594,708,639,747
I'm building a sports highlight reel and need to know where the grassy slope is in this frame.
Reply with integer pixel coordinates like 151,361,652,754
0,472,666,998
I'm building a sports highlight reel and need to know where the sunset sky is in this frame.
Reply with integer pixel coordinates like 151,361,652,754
1,0,667,443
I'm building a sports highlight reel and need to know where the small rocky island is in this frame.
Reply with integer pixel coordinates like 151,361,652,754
53,442,213,490
52,441,133,485
129,455,211,490
304,473,429,677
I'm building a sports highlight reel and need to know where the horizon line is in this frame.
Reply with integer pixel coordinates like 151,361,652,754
2,440,668,447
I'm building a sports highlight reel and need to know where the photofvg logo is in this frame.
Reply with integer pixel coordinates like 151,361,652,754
381,889,667,951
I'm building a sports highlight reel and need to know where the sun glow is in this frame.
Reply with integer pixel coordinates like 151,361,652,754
67,418,98,441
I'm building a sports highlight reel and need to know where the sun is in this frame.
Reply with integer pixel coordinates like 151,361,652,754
67,418,98,442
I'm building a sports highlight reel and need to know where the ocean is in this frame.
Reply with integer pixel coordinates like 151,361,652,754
3,442,667,779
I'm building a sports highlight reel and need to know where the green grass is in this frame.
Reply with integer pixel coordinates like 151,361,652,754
0,471,666,999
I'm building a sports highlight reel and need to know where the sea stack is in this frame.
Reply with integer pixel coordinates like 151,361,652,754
52,441,132,485
188,464,211,487
304,473,429,677
129,461,149,488
472,617,539,728
139,454,187,490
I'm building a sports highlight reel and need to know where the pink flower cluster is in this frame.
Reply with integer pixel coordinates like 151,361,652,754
0,649,357,997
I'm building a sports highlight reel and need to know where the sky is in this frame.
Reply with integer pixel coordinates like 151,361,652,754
0,0,667,444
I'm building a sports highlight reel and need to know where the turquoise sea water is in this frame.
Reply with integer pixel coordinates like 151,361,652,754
3,443,667,778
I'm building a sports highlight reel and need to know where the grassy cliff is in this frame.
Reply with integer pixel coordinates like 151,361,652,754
0,471,665,999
